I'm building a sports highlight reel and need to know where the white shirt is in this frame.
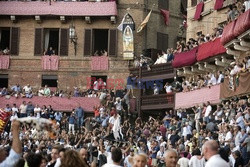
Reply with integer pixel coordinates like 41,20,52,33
23,86,32,94
178,157,189,167
217,74,224,84
205,154,229,167
235,131,242,146
165,85,172,93
204,105,212,117
12,107,18,113
114,101,122,111
102,164,121,167
244,1,250,11
209,75,217,85
189,156,205,167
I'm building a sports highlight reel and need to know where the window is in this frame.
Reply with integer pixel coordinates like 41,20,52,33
42,75,58,87
191,0,198,7
181,0,187,15
84,29,117,57
0,74,8,88
34,28,68,56
158,0,169,10
157,32,168,52
0,27,19,55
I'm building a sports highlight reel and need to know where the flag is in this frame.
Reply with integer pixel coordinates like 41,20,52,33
117,14,126,32
137,9,152,33
160,9,170,26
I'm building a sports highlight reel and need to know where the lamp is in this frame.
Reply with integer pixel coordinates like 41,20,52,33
69,21,77,56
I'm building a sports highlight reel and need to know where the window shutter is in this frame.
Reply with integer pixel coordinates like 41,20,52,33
84,29,92,56
34,28,43,56
191,0,198,7
157,32,163,51
59,29,68,56
158,0,169,10
108,29,117,57
157,32,168,52
10,27,19,55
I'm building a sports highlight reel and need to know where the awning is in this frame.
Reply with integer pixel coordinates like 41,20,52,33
233,9,250,37
194,2,204,20
175,85,221,109
172,47,198,68
221,21,237,45
221,9,250,45
0,1,117,16
214,0,224,10
0,96,100,112
197,37,226,61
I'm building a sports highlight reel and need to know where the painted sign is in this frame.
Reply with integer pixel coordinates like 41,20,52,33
123,25,134,60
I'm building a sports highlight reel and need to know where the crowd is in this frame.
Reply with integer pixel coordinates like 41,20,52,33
0,78,111,99
0,87,249,167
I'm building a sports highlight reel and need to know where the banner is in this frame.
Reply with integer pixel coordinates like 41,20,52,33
0,109,11,133
123,25,134,60
137,9,152,33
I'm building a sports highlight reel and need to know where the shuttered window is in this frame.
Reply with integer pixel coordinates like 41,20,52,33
10,27,19,55
191,0,198,7
158,0,169,10
157,32,168,52
34,28,68,56
108,29,117,57
59,29,68,56
34,28,43,56
84,29,92,56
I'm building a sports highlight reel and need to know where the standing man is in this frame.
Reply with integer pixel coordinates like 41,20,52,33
76,105,84,130
68,112,76,134
202,140,230,167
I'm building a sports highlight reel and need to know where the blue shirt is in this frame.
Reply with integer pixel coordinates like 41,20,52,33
0,149,21,167
11,86,21,92
68,116,75,124
76,107,84,118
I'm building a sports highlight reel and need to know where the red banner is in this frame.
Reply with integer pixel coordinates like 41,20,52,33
42,56,59,70
214,0,224,10
91,56,109,71
0,55,10,69
194,2,204,20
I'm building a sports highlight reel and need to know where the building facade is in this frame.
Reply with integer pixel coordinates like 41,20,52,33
0,0,185,92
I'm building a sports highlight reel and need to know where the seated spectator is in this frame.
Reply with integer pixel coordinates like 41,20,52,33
38,87,44,96
23,84,33,98
44,85,51,97
11,83,21,97
0,87,8,97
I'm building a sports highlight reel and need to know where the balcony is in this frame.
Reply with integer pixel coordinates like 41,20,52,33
221,9,250,55
130,63,175,80
175,85,221,109
141,63,175,80
141,94,174,110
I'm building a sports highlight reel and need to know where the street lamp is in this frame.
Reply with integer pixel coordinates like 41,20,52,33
69,22,77,56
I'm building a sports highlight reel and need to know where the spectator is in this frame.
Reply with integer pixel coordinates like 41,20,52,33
202,140,230,167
